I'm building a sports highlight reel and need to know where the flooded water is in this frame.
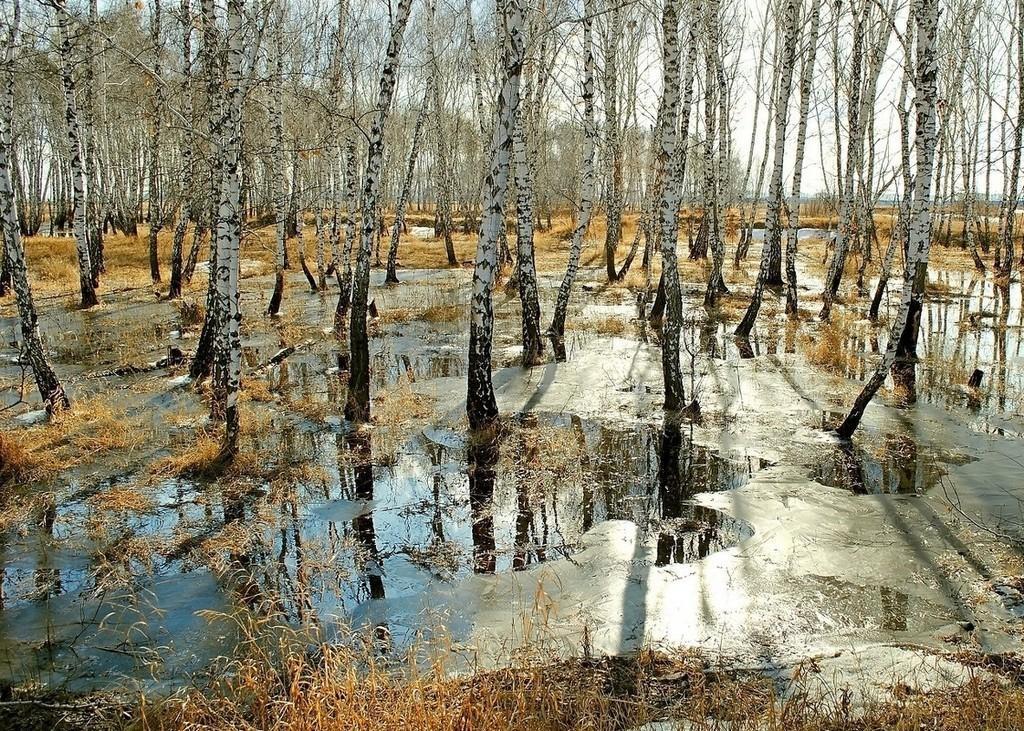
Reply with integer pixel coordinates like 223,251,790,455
2,261,1024,694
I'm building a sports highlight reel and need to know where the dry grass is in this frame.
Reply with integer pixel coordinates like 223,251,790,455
369,377,436,463
801,315,862,377
375,303,464,327
175,299,206,329
149,429,226,478
148,426,266,480
421,303,464,323
109,632,1024,731
10,206,992,309
18,224,276,299
572,314,629,336
0,432,64,486
0,397,150,487
86,484,154,514
242,377,277,403
372,377,434,427
500,420,588,486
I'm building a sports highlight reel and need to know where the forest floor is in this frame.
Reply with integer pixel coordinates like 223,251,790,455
2,212,1023,729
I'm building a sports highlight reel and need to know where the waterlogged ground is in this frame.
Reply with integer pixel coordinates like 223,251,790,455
2,241,1024,703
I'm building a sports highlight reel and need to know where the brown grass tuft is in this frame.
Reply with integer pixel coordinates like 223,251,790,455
0,432,63,486
421,303,464,323
801,315,861,377
149,429,226,478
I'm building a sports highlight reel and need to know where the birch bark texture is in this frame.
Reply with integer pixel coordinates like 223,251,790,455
784,0,822,317
656,0,692,410
55,0,98,309
213,0,245,456
268,0,287,316
169,0,195,299
735,0,800,339
147,0,165,285
837,0,939,438
189,0,226,380
513,116,543,365
345,0,413,423
467,0,527,430
820,0,868,320
1,0,69,413
548,0,598,341
602,0,624,281
385,77,433,285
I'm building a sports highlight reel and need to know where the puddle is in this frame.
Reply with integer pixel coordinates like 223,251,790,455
810,434,948,494
0,410,762,685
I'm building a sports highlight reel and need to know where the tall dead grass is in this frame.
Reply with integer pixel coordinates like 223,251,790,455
126,632,1024,731
801,314,862,377
0,397,149,487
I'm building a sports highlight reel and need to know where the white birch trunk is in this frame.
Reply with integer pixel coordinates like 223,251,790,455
658,0,696,410
169,0,194,299
214,0,245,455
837,0,939,437
385,78,432,284
345,0,413,422
820,0,868,319
268,0,286,315
735,0,800,339
56,0,98,309
467,0,527,429
1,0,69,412
548,0,598,340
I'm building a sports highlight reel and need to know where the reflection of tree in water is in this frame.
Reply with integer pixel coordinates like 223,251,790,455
426,441,446,545
813,434,934,494
467,437,498,574
32,497,61,600
347,431,385,601
995,283,1010,412
343,430,390,653
655,419,727,566
220,484,277,613
512,415,548,571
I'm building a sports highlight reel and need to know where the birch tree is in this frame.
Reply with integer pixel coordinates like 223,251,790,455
268,0,287,316
548,1,598,341
466,0,526,430
784,0,822,317
334,136,358,329
735,0,800,339
55,0,98,309
837,0,939,437
601,0,624,281
701,0,728,307
147,0,165,285
868,5,914,322
345,0,413,422
820,0,867,320
169,0,195,299
190,0,226,380
996,0,1023,280
513,116,543,364
658,0,697,410
210,0,246,457
2,0,69,413
385,78,432,285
